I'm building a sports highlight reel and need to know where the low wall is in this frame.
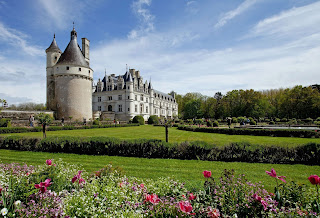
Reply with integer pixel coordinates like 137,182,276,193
0,110,54,120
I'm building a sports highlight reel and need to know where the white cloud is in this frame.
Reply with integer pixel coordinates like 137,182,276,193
35,0,97,30
249,1,320,39
215,0,258,29
0,22,43,56
128,0,155,39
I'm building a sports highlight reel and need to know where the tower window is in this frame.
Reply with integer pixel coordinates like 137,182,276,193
98,97,101,102
54,56,57,60
98,106,101,111
128,96,129,99
118,95,122,100
118,105,122,112
79,68,81,71
135,105,137,112
108,96,112,101
66,66,69,70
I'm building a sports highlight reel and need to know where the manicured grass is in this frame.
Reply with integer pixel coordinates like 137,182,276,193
1,125,319,147
0,149,319,192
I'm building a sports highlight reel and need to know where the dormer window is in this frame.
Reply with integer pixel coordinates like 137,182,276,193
66,66,69,70
54,56,57,60
79,68,81,71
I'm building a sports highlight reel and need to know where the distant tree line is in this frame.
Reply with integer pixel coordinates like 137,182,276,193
176,85,320,120
7,102,46,111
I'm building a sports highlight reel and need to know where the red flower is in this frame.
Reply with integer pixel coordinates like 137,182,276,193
72,171,86,184
145,194,160,204
34,179,52,193
46,159,52,166
179,201,193,213
207,207,220,218
189,193,196,200
0,186,2,193
203,170,212,178
266,168,286,183
140,183,144,188
308,175,320,185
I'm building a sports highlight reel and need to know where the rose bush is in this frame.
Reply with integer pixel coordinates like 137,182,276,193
0,160,320,217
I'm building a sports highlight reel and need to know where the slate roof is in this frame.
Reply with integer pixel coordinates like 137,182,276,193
56,29,89,68
46,35,62,53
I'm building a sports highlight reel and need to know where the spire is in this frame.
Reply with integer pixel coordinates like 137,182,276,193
46,34,62,53
148,77,153,89
71,22,77,40
127,71,133,82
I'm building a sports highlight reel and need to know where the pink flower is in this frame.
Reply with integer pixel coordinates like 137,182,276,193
308,175,320,185
207,206,220,218
72,171,85,184
145,194,160,204
179,201,193,213
261,200,268,211
266,168,286,183
34,178,52,193
203,170,212,178
252,193,262,202
46,159,52,166
140,183,144,188
189,193,196,200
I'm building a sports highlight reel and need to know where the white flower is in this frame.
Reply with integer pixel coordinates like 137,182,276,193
14,200,21,208
1,208,8,216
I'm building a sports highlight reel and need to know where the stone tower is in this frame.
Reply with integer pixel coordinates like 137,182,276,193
46,27,93,120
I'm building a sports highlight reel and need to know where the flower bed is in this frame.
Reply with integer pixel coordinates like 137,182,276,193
1,160,320,217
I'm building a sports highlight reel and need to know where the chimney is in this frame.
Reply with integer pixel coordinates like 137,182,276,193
82,38,90,64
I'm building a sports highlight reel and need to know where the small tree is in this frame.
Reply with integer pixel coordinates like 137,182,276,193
148,115,159,125
69,116,73,125
37,113,53,138
133,115,144,125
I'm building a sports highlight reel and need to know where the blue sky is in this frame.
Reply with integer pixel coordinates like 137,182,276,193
0,0,320,104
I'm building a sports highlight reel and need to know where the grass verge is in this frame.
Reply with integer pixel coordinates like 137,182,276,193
1,125,319,147
1,149,319,192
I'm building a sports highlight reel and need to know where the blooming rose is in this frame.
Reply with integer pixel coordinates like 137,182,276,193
203,170,212,178
189,193,196,200
46,159,52,166
308,175,320,185
179,201,193,213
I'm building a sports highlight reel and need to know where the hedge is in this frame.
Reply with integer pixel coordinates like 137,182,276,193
177,125,319,138
0,123,139,134
0,135,320,165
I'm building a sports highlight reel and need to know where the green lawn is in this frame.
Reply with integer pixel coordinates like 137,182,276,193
0,149,319,192
1,125,319,147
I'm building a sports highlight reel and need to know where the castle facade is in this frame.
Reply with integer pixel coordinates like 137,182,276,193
46,28,178,121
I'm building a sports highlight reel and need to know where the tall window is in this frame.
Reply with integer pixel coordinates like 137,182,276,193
108,105,112,111
135,95,137,101
118,105,122,112
98,106,101,111
140,95,143,101
98,97,101,102
146,106,148,113
140,104,143,113
108,96,112,100
118,95,122,100
146,98,148,103
135,105,138,112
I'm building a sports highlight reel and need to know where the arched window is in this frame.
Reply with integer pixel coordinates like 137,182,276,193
108,105,112,111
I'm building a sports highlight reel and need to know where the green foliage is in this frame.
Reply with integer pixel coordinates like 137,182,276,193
36,113,52,126
269,121,275,125
206,120,212,127
133,115,145,125
0,118,11,127
92,119,100,125
194,119,203,125
2,134,320,165
212,120,219,127
148,115,159,125
177,125,319,138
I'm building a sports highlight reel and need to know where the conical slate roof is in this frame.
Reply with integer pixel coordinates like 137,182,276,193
56,29,89,68
46,35,62,53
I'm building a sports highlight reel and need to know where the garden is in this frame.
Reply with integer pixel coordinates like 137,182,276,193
1,158,320,217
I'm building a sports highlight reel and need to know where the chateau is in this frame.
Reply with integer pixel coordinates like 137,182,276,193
46,27,178,121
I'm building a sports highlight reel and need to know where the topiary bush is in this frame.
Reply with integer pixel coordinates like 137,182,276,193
148,115,160,125
0,118,11,127
207,120,213,127
212,120,219,127
133,115,145,125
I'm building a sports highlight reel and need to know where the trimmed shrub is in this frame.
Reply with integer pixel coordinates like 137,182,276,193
177,125,319,138
93,119,101,125
1,135,320,165
148,115,160,125
281,118,288,122
0,118,11,127
269,121,275,125
206,120,213,127
194,119,203,125
232,117,238,123
212,120,219,127
133,115,145,125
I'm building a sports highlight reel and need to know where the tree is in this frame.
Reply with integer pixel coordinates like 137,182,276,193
37,113,53,138
183,99,203,119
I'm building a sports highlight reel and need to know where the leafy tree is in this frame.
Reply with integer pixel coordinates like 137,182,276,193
183,99,203,119
133,115,144,125
37,113,53,138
